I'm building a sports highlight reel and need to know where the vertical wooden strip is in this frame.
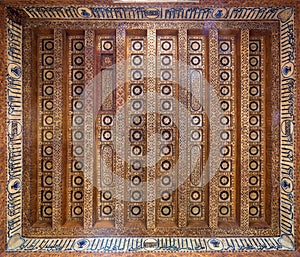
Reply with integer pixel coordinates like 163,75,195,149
67,35,85,224
146,28,156,230
1,13,8,248
23,26,37,228
202,35,209,224
217,33,237,225
83,29,95,228
0,10,5,188
178,28,188,227
230,35,237,224
270,29,280,231
156,34,177,227
96,34,116,224
208,29,219,229
259,36,266,224
240,29,250,228
187,34,209,226
115,26,126,229
52,29,63,228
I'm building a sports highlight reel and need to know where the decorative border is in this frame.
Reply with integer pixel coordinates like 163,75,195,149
6,6,295,252
23,6,290,20
6,18,23,251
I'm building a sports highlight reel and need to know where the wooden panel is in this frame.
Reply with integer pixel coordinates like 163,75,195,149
37,32,55,224
208,28,219,230
95,30,116,227
4,3,297,255
114,25,126,230
146,28,156,230
83,29,95,229
187,30,209,227
23,21,281,238
217,30,239,227
156,31,178,228
65,32,85,226
52,29,64,228
125,30,148,228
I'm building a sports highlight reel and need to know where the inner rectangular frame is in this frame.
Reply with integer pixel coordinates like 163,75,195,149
6,5,296,252
22,20,279,236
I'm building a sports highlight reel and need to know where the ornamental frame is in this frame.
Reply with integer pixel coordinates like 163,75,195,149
6,6,295,253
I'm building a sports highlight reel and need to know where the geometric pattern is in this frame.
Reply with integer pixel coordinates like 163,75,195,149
97,34,116,224
68,36,85,221
126,34,147,222
39,37,55,221
187,34,207,223
6,5,296,253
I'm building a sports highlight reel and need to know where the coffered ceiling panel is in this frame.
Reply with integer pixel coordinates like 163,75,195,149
4,3,297,255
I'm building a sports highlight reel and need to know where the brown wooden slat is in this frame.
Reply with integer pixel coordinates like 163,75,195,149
146,28,157,230
208,29,219,229
83,29,95,229
53,29,64,228
240,29,250,228
177,28,188,228
114,25,126,229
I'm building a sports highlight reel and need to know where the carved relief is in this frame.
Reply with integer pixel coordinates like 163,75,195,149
68,35,85,222
6,6,296,253
126,32,147,225
38,36,55,221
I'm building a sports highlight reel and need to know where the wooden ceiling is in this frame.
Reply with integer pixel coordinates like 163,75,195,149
1,0,299,256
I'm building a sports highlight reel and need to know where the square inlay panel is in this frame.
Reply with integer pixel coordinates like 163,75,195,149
5,4,296,254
